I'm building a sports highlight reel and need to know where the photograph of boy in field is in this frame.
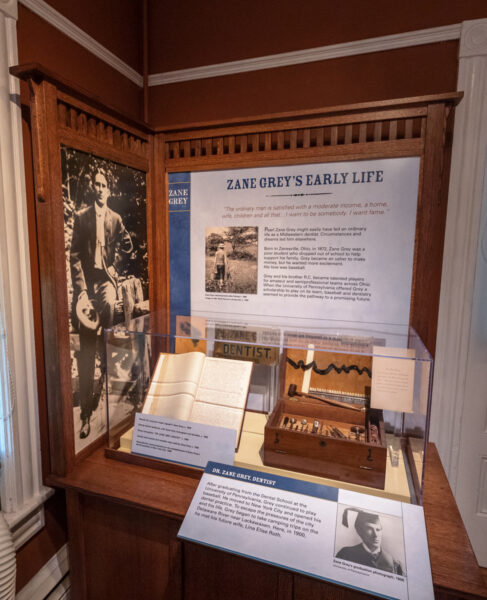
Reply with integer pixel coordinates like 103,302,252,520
205,226,258,294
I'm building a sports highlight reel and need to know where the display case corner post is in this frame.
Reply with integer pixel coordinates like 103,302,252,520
25,74,76,476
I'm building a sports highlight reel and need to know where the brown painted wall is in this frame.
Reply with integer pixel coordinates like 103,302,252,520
147,0,487,126
44,0,142,72
149,0,487,72
149,41,459,127
18,5,143,120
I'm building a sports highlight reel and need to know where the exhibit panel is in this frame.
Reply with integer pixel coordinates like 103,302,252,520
168,158,420,331
54,444,487,600
10,64,160,476
12,61,461,483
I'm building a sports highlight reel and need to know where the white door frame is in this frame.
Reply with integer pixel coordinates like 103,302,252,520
0,0,52,547
430,18,487,565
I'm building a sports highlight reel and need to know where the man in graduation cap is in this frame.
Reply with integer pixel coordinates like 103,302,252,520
336,508,404,574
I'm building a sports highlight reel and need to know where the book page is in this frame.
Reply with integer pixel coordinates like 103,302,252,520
196,357,253,408
195,387,245,409
143,352,206,420
159,351,206,385
145,393,195,420
149,380,199,398
189,402,244,433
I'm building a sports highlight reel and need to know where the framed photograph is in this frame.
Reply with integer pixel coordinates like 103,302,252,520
61,147,149,452
205,226,258,294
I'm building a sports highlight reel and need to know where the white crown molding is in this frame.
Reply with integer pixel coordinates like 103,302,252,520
16,544,69,600
148,23,462,86
0,0,17,20
19,0,143,86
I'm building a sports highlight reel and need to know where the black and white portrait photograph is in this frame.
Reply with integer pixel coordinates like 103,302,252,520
205,226,258,294
62,146,149,452
334,504,406,575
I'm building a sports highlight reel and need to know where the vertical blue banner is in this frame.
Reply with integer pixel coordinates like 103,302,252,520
168,173,191,335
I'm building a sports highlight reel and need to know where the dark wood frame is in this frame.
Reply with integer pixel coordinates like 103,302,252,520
11,64,166,476
12,63,461,482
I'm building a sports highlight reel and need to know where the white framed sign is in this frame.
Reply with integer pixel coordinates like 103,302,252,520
179,462,433,600
169,157,420,331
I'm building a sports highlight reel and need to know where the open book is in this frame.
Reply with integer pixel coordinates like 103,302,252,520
143,352,253,447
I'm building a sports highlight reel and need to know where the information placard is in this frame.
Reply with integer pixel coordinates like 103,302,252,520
178,462,433,600
131,414,236,468
169,158,420,332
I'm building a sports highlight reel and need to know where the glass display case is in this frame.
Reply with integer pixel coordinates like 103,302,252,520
105,313,432,504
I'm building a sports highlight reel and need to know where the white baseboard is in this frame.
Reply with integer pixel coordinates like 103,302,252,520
16,544,69,600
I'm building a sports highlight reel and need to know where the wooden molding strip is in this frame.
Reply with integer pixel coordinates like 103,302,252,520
19,0,143,87
148,23,462,86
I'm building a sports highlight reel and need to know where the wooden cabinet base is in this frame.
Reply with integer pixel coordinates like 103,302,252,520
49,444,487,600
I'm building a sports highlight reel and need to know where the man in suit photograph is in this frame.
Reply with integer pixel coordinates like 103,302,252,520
70,168,133,439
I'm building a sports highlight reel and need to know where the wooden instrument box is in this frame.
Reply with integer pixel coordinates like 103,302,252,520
263,397,387,489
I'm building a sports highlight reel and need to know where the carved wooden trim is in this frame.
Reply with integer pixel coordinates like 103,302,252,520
164,116,426,164
161,98,458,173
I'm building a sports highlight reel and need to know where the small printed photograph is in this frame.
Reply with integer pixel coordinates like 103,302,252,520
205,226,258,294
334,504,406,576
62,145,149,452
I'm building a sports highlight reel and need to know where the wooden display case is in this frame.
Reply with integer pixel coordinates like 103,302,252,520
11,63,460,493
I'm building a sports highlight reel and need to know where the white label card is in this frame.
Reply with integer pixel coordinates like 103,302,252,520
178,463,434,600
371,347,415,412
131,413,236,468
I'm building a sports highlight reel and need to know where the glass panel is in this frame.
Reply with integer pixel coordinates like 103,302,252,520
106,313,432,504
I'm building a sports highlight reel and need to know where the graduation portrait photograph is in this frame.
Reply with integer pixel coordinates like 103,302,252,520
334,504,406,575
